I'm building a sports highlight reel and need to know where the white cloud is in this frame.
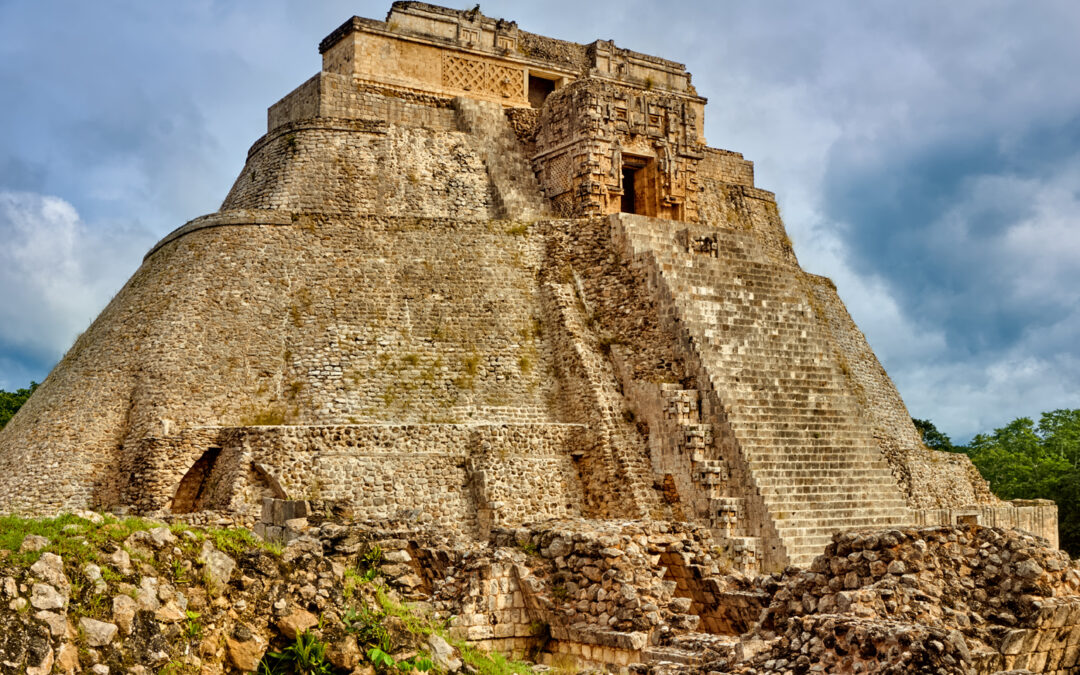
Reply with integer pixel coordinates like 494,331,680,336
0,191,155,368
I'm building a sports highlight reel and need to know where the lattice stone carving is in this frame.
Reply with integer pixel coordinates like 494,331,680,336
443,53,522,99
544,152,573,196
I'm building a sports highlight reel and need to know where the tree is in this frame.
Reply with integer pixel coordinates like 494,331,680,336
913,418,960,453
961,410,1080,556
0,382,38,430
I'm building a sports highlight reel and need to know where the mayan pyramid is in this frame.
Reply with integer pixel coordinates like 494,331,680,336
0,2,1055,571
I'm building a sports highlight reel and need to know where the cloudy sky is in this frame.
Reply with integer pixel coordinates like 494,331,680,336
1,1,1077,441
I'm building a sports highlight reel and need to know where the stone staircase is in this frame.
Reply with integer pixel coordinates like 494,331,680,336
613,214,912,568
453,97,548,220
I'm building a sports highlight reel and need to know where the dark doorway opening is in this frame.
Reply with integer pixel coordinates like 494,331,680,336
171,447,222,514
621,168,637,213
620,155,649,214
528,74,556,108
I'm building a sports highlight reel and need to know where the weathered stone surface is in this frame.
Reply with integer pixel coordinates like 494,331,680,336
326,635,361,671
30,553,69,591
427,634,461,672
147,527,178,549
112,594,138,635
277,608,318,640
79,617,118,647
20,535,49,553
200,543,236,590
34,610,67,637
30,584,65,610
226,634,267,672
107,549,132,575
55,642,79,673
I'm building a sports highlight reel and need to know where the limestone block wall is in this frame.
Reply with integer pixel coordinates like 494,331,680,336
695,179,797,267
267,71,457,132
324,27,526,105
223,117,493,220
126,423,589,538
985,596,1080,673
464,424,589,536
914,500,1059,549
267,74,322,129
698,148,754,188
0,201,580,512
532,79,705,221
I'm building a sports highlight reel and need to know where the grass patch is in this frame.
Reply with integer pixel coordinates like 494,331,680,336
209,527,282,557
0,513,160,568
456,642,534,675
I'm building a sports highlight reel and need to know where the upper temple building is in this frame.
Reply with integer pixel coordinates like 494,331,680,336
0,2,1057,573
284,1,733,222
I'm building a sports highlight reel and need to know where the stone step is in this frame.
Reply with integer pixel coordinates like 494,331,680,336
771,514,910,531
750,469,898,481
767,499,909,513
744,452,887,463
756,482,903,494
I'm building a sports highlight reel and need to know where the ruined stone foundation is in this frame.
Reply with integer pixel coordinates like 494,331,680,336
0,6,1058,666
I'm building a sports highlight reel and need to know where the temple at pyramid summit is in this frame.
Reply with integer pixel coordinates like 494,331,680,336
0,1,1055,575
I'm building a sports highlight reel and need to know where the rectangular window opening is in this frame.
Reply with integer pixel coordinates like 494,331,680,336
528,74,557,108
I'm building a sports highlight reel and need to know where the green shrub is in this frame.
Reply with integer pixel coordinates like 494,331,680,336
259,632,333,675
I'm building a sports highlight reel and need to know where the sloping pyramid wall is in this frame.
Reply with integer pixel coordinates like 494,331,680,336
0,100,579,524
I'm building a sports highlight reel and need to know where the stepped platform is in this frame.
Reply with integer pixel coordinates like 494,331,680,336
613,213,914,568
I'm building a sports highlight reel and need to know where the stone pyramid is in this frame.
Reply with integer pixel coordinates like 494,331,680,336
0,1,1054,571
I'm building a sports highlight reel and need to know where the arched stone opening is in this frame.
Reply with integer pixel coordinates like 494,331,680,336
171,447,222,514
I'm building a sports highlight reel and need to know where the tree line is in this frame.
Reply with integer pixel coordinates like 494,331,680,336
916,410,1080,557
0,383,38,429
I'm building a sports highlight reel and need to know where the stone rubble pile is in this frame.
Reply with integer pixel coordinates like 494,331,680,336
699,525,1080,675
0,514,481,675
3,510,1078,675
